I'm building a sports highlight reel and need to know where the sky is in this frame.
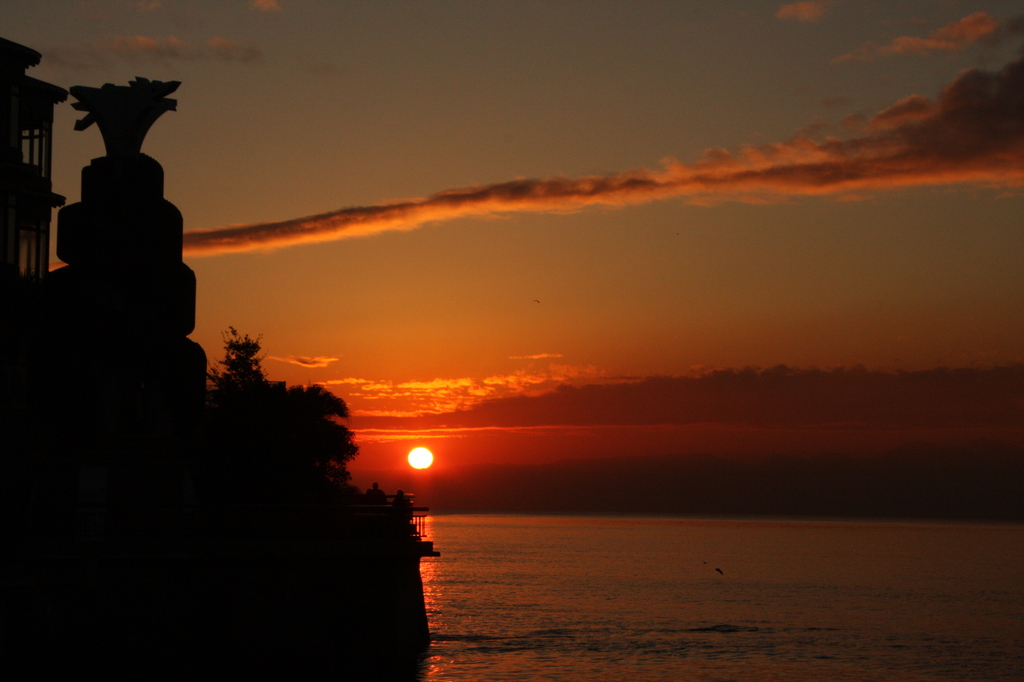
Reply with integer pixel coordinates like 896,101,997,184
8,1,1024,497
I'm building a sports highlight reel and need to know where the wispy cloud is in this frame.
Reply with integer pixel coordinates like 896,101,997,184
206,37,262,62
322,364,615,417
250,0,281,10
44,35,262,69
134,1,161,12
509,353,564,360
352,423,594,445
183,51,1024,256
776,1,829,23
268,355,339,368
833,12,1003,63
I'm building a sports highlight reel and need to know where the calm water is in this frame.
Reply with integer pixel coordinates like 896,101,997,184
415,514,1024,681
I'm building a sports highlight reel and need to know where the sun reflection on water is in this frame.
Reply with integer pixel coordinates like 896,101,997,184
418,514,448,678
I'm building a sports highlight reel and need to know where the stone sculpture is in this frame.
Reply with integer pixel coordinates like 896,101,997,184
47,78,205,443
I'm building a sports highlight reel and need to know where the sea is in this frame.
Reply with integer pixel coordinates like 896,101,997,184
412,514,1024,681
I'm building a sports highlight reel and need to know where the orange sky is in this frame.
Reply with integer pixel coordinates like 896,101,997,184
11,1,1024,491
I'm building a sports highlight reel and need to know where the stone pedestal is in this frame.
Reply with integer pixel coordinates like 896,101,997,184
45,152,205,443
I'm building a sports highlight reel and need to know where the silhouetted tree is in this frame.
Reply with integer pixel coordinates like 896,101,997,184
281,383,357,489
200,329,358,503
207,327,267,395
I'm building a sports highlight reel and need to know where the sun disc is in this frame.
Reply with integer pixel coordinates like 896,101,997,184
408,447,434,469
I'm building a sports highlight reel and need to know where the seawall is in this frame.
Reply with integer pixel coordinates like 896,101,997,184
1,460,437,676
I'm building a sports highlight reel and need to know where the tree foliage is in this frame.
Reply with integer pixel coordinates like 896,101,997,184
201,329,358,503
207,327,267,394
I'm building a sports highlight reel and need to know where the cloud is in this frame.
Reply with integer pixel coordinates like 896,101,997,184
268,355,338,368
44,35,262,69
251,0,281,10
867,94,935,130
509,353,564,360
135,1,161,12
182,51,1024,256
776,2,829,23
356,365,1024,432
322,364,613,417
396,442,1024,520
206,37,262,63
833,12,1002,63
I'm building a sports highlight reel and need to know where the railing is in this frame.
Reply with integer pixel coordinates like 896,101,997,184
346,502,431,539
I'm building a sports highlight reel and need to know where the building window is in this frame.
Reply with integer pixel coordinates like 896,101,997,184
19,228,37,277
8,85,19,150
20,122,51,179
17,223,47,278
2,193,16,271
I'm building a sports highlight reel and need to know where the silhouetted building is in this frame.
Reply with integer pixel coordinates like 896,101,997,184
0,39,67,435
0,37,66,279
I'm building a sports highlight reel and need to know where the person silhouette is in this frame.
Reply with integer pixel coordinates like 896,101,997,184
366,482,387,504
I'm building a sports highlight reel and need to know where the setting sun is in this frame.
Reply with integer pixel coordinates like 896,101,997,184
408,447,434,469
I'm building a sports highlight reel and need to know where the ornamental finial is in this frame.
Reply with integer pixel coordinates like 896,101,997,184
70,77,180,157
